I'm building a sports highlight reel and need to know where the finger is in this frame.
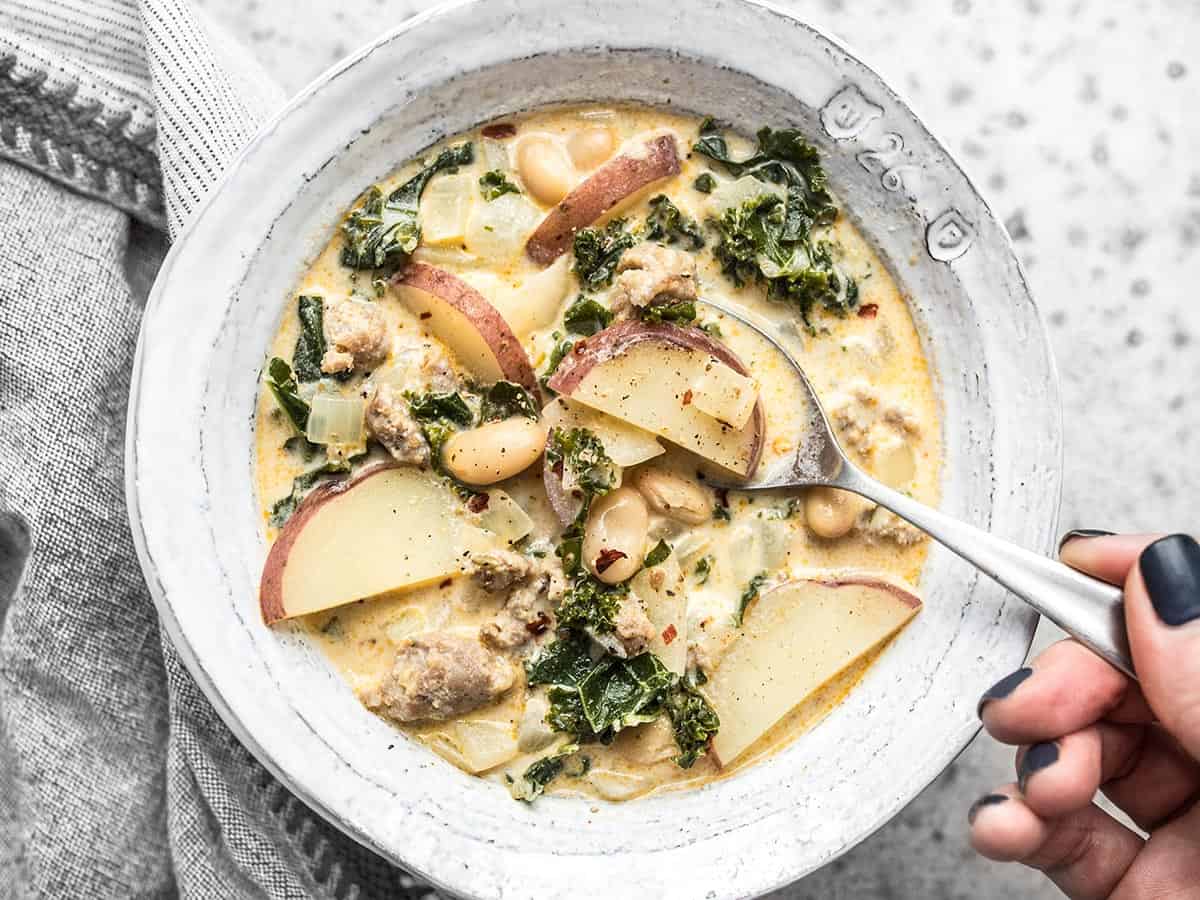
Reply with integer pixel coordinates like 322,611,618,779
1015,724,1141,819
1103,725,1200,831
1058,532,1165,585
969,787,1143,900
979,640,1152,746
1125,534,1200,761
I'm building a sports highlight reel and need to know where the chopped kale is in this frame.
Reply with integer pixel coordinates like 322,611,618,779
420,421,454,471
341,142,474,270
639,298,697,326
555,576,626,633
478,169,521,201
282,433,322,462
540,336,575,393
268,459,355,527
264,357,310,433
578,653,675,734
562,296,614,336
573,218,640,290
698,319,723,338
712,503,731,522
693,554,713,585
512,743,581,802
693,172,717,194
765,496,805,519
545,427,617,501
645,195,705,250
643,539,672,568
735,571,769,626
545,687,590,735
480,381,539,422
525,635,595,688
292,295,327,382
406,391,475,426
664,680,720,768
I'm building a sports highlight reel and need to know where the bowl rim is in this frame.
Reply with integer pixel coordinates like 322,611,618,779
125,1,1058,896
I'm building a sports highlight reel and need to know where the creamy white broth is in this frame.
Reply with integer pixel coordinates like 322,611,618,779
254,103,940,801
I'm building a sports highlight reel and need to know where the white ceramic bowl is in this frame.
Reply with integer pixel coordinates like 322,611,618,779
126,1,1061,897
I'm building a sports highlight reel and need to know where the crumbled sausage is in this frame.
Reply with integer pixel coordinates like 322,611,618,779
828,379,920,456
366,383,430,465
476,553,564,650
365,632,514,723
611,244,698,314
613,596,657,657
321,297,389,375
858,505,925,546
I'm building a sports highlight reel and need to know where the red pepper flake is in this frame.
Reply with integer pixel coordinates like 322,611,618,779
481,123,517,139
438,578,452,589
595,548,628,574
682,389,694,406
419,311,432,320
467,492,490,513
525,611,552,635
661,624,678,645
857,303,879,319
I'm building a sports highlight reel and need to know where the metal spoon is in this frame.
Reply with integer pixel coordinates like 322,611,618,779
700,296,1134,678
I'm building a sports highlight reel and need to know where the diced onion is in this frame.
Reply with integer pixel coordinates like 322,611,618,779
465,192,541,262
305,393,365,445
474,489,534,545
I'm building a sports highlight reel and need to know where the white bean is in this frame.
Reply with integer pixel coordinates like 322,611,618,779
567,126,616,169
583,487,649,584
516,136,574,206
631,467,710,525
804,486,861,540
443,418,547,486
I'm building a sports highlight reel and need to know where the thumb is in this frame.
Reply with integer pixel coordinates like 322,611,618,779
1126,534,1200,760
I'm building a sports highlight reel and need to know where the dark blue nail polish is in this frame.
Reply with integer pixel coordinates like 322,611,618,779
1140,534,1200,626
1058,529,1115,553
977,667,1033,718
1018,741,1059,792
967,793,1008,825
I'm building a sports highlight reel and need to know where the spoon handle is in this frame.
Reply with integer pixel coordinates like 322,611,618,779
838,466,1135,679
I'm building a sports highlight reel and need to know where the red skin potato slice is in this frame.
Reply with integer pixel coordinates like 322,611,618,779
260,464,394,625
525,135,681,265
546,320,765,480
393,262,539,394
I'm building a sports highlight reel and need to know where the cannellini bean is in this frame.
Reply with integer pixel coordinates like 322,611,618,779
583,487,649,584
804,486,862,540
443,418,547,486
631,467,710,525
567,126,616,169
516,136,574,206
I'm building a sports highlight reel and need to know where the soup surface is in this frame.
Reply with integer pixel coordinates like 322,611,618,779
254,104,940,802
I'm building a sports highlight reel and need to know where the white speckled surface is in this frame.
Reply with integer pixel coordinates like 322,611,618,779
186,1,1199,897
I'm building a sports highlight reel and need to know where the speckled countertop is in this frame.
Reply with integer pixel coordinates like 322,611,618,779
191,0,1198,896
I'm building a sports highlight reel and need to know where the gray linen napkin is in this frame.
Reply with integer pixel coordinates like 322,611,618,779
0,2,438,896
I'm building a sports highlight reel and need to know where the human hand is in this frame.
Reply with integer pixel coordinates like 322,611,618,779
969,533,1200,898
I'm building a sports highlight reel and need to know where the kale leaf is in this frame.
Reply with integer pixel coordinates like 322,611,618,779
545,687,590,735
545,427,617,501
480,381,539,422
525,635,595,688
265,357,310,433
562,296,613,336
573,219,640,290
293,295,327,382
639,298,697,326
341,142,474,270
693,172,716,194
693,554,713,585
479,169,521,201
512,742,581,802
539,336,575,394
735,571,769,626
268,459,356,527
578,653,675,734
643,539,672,568
664,680,720,768
645,195,705,250
555,576,626,633
406,391,475,426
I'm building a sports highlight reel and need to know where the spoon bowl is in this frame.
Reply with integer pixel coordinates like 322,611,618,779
700,296,1137,679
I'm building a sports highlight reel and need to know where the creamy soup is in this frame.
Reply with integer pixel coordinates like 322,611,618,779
254,104,940,802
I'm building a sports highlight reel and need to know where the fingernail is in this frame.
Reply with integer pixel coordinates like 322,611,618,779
1018,741,1059,792
1058,529,1115,552
977,666,1033,718
1140,534,1200,626
967,793,1008,825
